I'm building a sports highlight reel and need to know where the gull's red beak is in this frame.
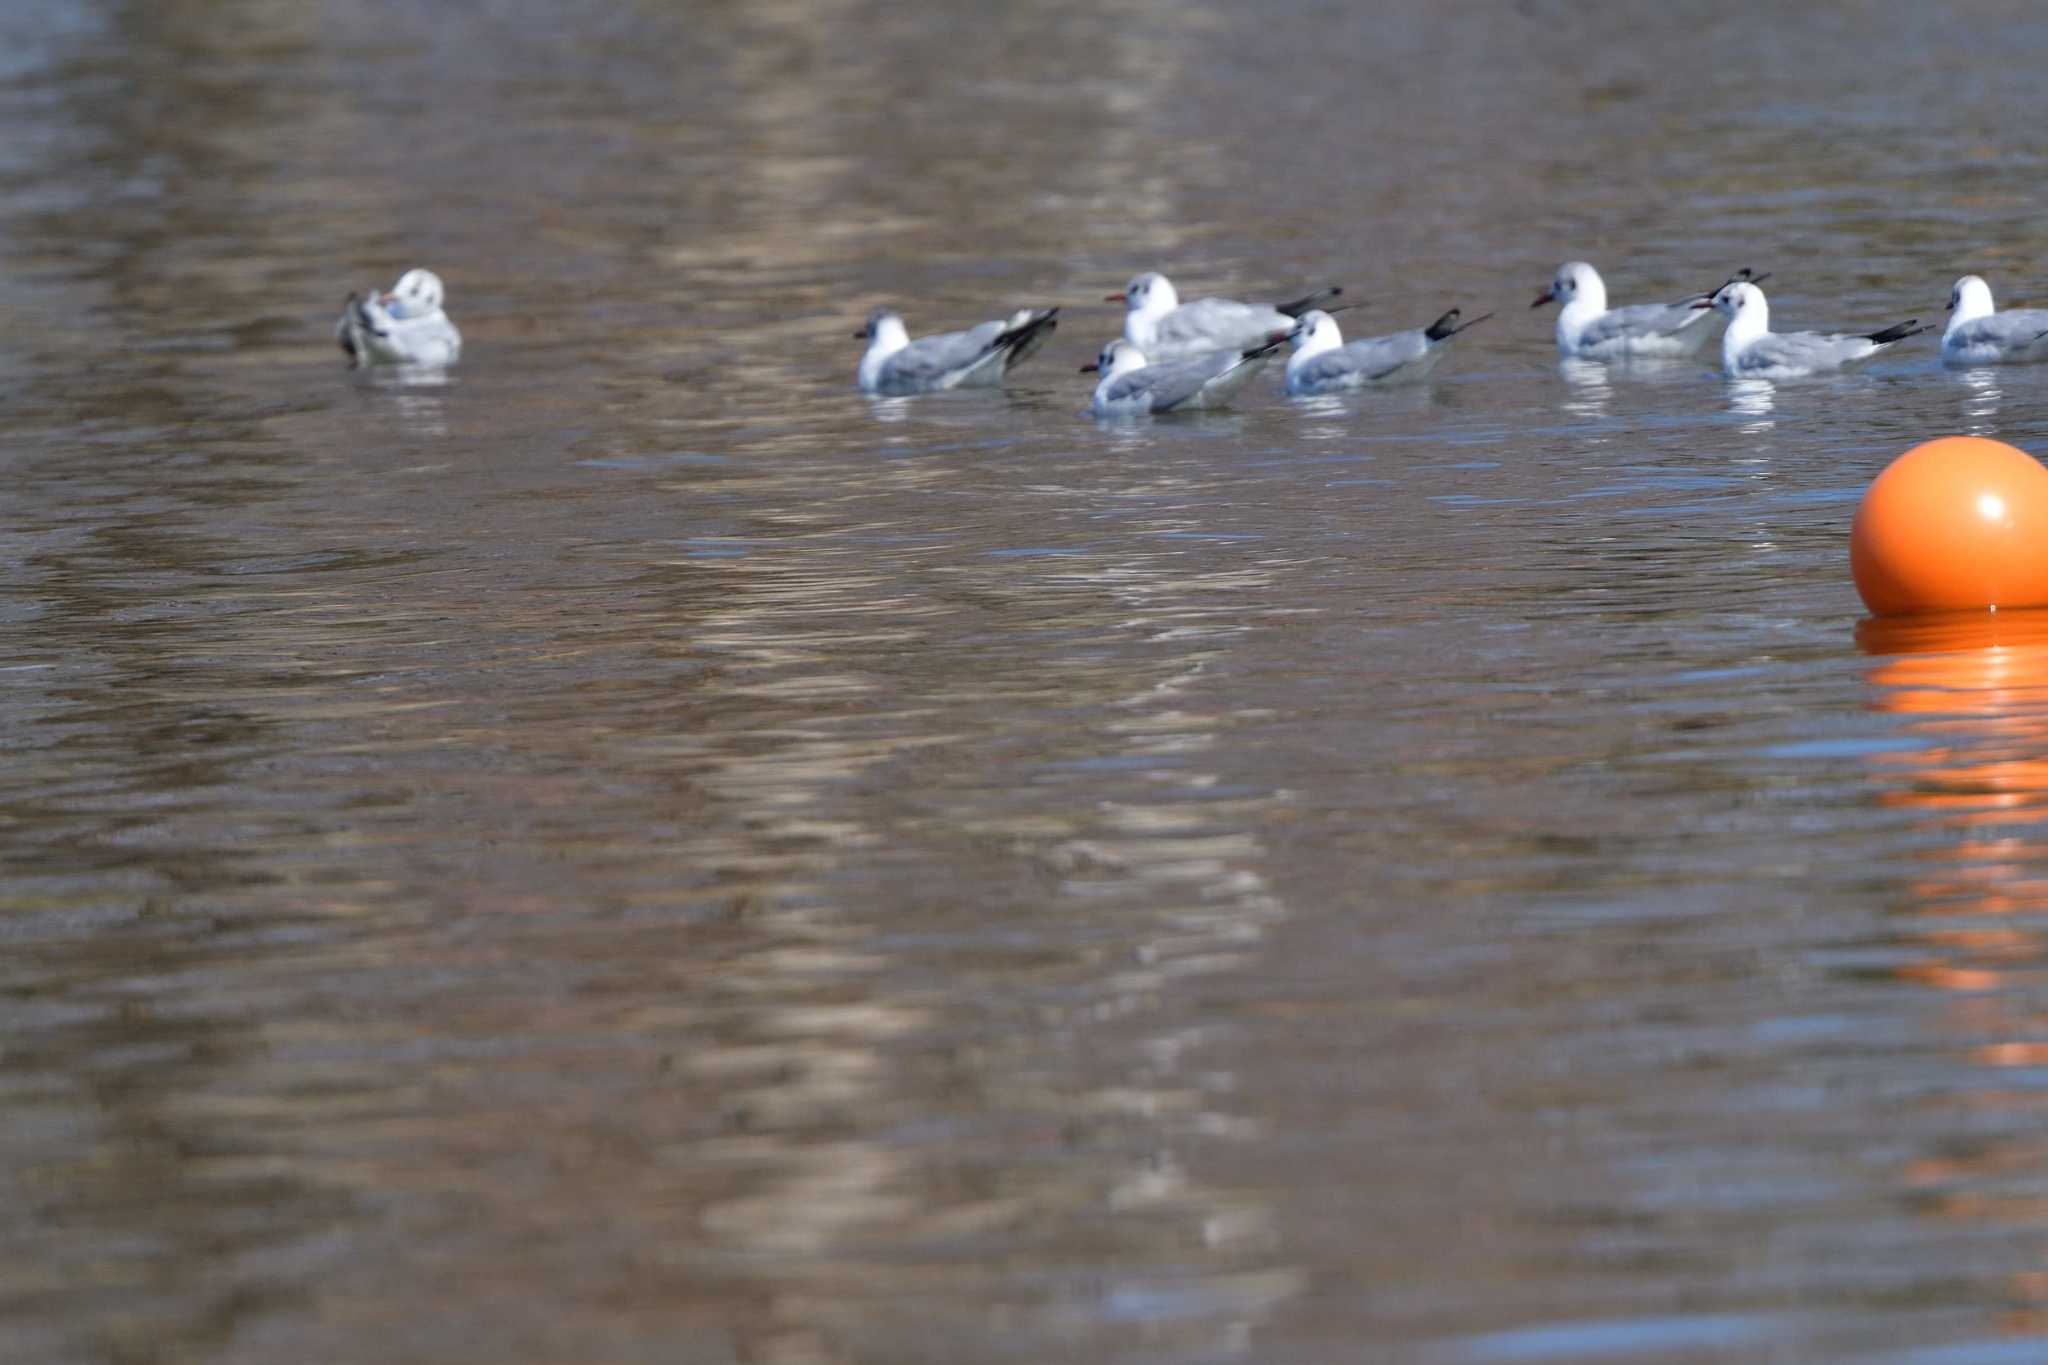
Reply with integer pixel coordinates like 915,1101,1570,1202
1104,292,1127,304
1530,288,1555,309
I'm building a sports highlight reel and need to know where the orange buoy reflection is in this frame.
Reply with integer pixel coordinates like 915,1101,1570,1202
1861,609,2048,939
1861,609,2048,1325
1859,610,2048,839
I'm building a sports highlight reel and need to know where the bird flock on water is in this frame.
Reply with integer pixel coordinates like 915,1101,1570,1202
338,264,2048,414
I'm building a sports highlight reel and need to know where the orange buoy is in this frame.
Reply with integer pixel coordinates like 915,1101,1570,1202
1850,436,2048,616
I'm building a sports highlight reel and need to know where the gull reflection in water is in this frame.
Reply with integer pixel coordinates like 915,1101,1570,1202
1557,357,1611,423
367,365,452,436
1860,610,2048,1332
864,395,913,424
1292,393,1353,438
1089,419,1163,457
1727,377,1775,432
1958,368,2002,435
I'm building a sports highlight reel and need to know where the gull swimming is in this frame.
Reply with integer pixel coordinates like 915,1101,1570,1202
856,305,1059,394
1533,262,1765,359
336,267,462,368
1082,335,1287,417
1707,280,1928,379
1282,307,1492,395
1941,275,2048,367
1108,272,1342,361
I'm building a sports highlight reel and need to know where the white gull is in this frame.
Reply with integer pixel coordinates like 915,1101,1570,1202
1283,306,1491,395
1941,275,2048,367
1109,272,1342,361
336,267,461,368
1083,335,1287,417
1708,281,1928,380
1534,262,1764,360
857,305,1059,394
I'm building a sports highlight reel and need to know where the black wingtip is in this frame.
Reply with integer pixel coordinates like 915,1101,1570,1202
1685,268,1771,306
1424,308,1494,342
1864,319,1932,345
996,305,1059,342
1274,285,1345,318
996,307,1061,372
1241,332,1290,361
342,290,391,343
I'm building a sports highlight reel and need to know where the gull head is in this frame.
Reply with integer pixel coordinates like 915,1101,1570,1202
1288,309,1343,352
1949,275,1995,323
389,268,446,313
1533,261,1601,310
1710,280,1765,319
1080,338,1147,377
1105,271,1178,317
858,308,909,350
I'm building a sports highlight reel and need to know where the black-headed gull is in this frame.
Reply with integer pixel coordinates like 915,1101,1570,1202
1282,307,1491,395
856,305,1059,395
1108,272,1342,361
336,268,462,368
1941,275,2048,367
1533,262,1766,360
1707,281,1928,379
1081,335,1287,417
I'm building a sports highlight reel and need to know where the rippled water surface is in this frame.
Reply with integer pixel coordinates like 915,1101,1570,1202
10,3,2048,1361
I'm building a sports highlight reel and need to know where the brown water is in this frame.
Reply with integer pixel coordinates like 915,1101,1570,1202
9,2,2048,1361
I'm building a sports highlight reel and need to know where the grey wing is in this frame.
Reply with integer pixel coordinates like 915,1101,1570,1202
1293,349,1367,389
1745,331,1867,371
1156,298,1287,353
1101,371,1160,408
1122,357,1223,411
881,322,1003,387
1965,310,2048,349
1581,301,1704,345
1339,329,1431,378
